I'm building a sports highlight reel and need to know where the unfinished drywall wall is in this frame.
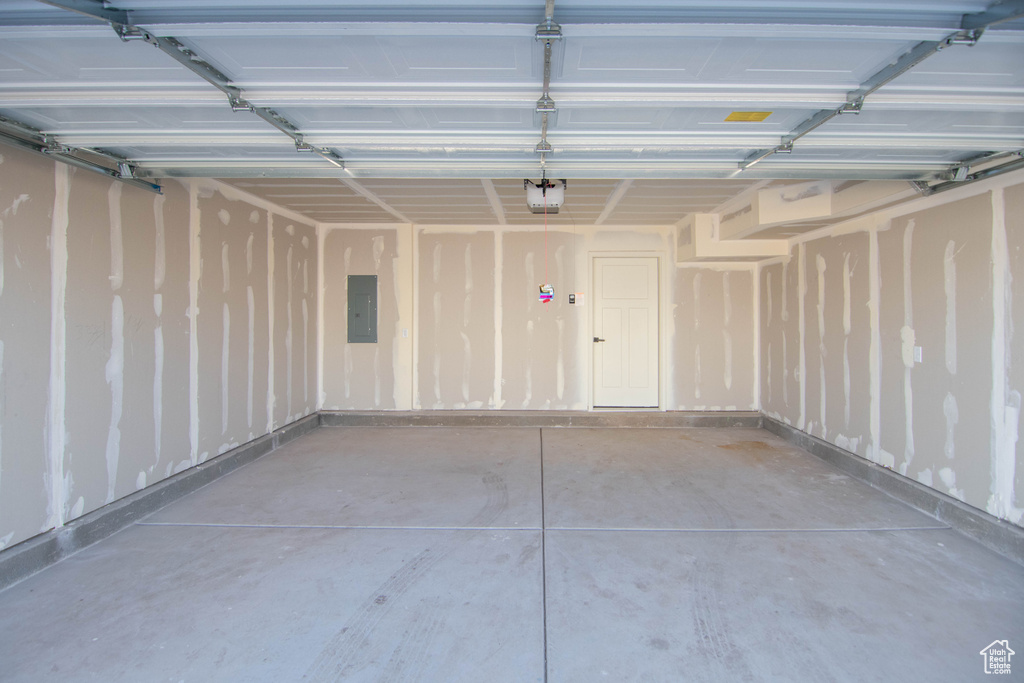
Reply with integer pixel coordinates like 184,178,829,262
0,146,54,550
270,217,317,428
61,170,194,514
319,224,758,413
321,228,401,410
195,186,270,462
762,175,1024,528
1004,182,1024,524
0,144,318,552
417,231,496,409
878,196,994,503
501,230,586,410
672,266,757,410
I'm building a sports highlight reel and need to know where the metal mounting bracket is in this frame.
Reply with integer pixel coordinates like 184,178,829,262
38,0,346,172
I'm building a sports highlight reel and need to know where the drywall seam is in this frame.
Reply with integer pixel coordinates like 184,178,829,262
723,271,733,392
797,242,807,431
105,295,124,503
372,235,384,408
340,178,412,224
395,224,414,410
246,285,255,430
757,255,790,269
659,250,669,411
221,302,230,435
432,242,442,408
766,268,774,409
342,246,351,401
556,242,573,401
0,339,3,518
816,254,826,438
693,271,702,401
266,213,276,432
302,246,311,414
390,234,400,408
753,262,761,411
411,226,420,409
901,220,915,474
188,181,200,466
45,162,69,531
108,184,123,291
988,187,1024,523
524,250,535,408
842,252,851,432
0,204,5,300
555,244,566,404
207,179,315,227
285,243,294,420
460,243,472,407
480,179,506,225
105,182,124,504
944,240,958,375
868,224,882,465
221,240,232,437
316,225,325,410
153,193,165,468
245,232,255,432
595,179,634,225
493,228,504,409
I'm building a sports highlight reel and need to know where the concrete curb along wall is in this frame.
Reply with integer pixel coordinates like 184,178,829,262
319,410,763,429
0,413,320,592
763,415,1024,566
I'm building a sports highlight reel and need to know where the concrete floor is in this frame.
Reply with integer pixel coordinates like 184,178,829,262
0,426,1021,682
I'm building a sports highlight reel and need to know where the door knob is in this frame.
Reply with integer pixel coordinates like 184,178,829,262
593,337,605,343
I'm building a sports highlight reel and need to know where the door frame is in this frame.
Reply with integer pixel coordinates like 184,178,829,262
588,251,668,411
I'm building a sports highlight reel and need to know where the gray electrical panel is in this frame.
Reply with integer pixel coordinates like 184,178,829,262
347,275,378,343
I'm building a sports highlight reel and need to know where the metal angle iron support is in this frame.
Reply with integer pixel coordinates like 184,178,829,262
961,0,1024,30
37,0,345,170
0,115,161,193
738,0,1023,173
912,151,1024,196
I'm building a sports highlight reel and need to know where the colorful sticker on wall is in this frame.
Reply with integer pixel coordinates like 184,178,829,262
539,284,553,303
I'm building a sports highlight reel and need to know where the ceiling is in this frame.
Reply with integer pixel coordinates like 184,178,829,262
0,0,1022,226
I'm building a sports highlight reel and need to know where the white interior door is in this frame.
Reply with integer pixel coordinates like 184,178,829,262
593,256,659,408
